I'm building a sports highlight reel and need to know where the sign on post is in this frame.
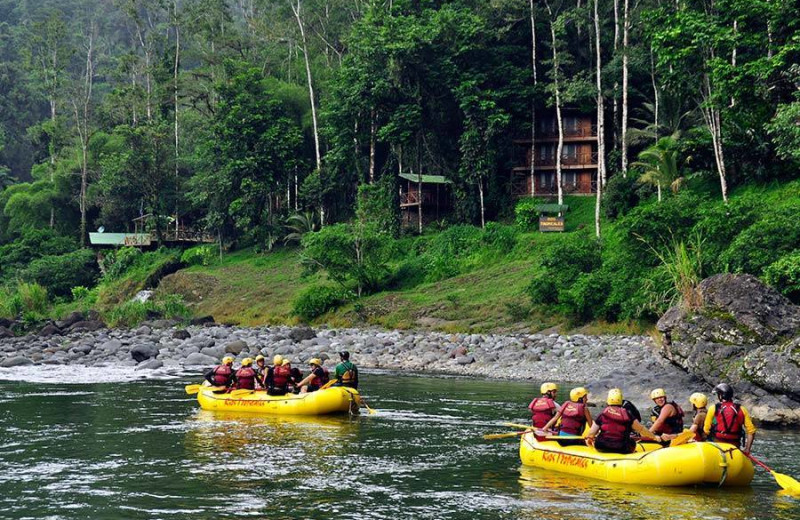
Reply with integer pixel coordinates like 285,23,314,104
539,216,565,232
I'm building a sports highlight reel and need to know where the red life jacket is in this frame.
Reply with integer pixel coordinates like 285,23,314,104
211,364,233,386
650,401,685,434
272,365,291,389
310,367,330,388
711,402,745,444
559,401,587,435
598,406,633,447
235,367,256,390
529,397,557,428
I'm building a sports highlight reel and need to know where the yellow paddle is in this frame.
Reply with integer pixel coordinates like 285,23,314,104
228,389,255,397
502,422,535,430
185,384,225,394
320,378,338,390
668,430,696,447
484,430,529,440
357,394,377,414
743,452,800,495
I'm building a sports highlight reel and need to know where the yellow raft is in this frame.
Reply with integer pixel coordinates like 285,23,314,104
197,386,360,416
520,432,754,487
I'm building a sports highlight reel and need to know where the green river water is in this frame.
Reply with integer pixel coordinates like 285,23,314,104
1,370,799,520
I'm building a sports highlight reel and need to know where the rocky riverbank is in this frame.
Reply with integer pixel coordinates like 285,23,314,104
1,316,797,426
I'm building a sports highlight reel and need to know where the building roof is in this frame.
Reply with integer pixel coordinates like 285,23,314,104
535,204,570,214
399,172,452,184
89,233,152,246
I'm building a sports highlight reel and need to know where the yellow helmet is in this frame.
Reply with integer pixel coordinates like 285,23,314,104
240,357,253,367
607,388,624,406
689,392,708,409
222,356,234,365
255,355,265,363
650,388,667,400
282,358,291,366
273,355,283,365
308,358,322,366
570,387,588,402
540,382,558,395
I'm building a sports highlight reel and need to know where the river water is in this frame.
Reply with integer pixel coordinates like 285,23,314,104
1,368,798,520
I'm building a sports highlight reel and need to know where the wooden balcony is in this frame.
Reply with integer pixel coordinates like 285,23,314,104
534,152,599,169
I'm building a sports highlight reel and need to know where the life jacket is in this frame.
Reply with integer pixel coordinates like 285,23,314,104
339,362,357,388
211,364,233,386
597,405,633,448
271,364,291,390
529,397,557,428
711,402,745,444
310,367,330,388
650,401,685,434
235,367,256,390
559,401,586,435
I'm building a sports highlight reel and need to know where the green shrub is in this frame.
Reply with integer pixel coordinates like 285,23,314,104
693,196,759,272
720,205,800,275
100,247,143,280
104,294,190,328
527,232,602,306
514,198,539,230
561,270,612,321
181,244,216,266
0,287,17,318
603,174,644,219
482,222,518,252
71,286,91,301
764,252,800,304
417,225,484,282
0,228,76,279
15,282,49,315
21,249,99,297
292,285,353,321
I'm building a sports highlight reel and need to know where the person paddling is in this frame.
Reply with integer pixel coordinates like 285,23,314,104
528,382,559,429
297,358,330,393
265,355,291,396
585,388,660,453
688,392,708,441
648,388,685,441
543,386,593,437
703,383,756,454
233,358,257,391
333,351,359,389
204,356,235,388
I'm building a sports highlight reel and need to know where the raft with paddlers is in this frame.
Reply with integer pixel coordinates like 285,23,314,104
519,431,754,487
186,382,362,416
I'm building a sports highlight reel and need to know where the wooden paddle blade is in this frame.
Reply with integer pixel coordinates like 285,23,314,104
502,422,534,430
772,470,800,494
484,431,526,440
185,384,201,395
669,430,696,447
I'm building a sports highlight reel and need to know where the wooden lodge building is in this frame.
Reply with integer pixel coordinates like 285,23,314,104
512,110,599,197
399,172,452,228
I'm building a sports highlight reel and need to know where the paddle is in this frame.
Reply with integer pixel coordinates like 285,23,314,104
228,389,255,397
503,422,536,430
743,451,800,495
185,384,225,395
357,394,377,414
320,378,338,390
668,430,696,447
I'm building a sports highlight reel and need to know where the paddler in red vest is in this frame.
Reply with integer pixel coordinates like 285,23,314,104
543,387,593,436
688,392,708,441
266,355,292,396
648,388,685,441
233,357,257,390
585,388,660,453
528,382,559,429
204,356,235,388
703,383,756,454
297,358,330,393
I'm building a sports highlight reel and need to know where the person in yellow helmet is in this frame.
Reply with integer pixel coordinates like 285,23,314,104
204,356,235,388
543,387,593,437
585,388,659,453
254,355,267,388
528,382,560,429
281,358,304,393
264,354,291,395
296,358,331,393
688,392,708,441
233,358,257,390
648,388,685,440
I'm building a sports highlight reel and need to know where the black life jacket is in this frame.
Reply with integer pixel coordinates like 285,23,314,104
529,397,557,428
711,402,745,444
597,405,633,449
310,367,330,388
235,367,256,390
211,364,233,386
650,401,685,434
560,401,587,435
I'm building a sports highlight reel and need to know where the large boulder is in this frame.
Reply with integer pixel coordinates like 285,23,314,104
657,274,800,425
184,352,218,366
224,340,248,355
0,326,14,339
289,326,316,342
130,344,159,362
55,311,85,330
1,356,34,367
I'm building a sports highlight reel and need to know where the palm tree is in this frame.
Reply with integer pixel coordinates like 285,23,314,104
633,137,681,202
283,210,317,245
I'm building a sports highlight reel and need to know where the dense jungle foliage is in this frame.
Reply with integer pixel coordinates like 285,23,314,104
0,0,798,329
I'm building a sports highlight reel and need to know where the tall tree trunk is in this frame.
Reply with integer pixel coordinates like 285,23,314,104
545,0,564,206
701,72,728,203
291,0,323,225
173,0,181,235
613,0,620,152
369,108,376,183
651,44,659,143
594,0,606,187
478,175,485,229
529,0,537,198
73,23,96,248
730,19,737,107
621,0,630,177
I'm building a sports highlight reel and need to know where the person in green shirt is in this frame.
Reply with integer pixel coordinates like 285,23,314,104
333,351,359,389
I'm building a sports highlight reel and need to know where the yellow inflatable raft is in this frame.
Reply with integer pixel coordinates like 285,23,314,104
197,386,360,416
520,432,754,487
